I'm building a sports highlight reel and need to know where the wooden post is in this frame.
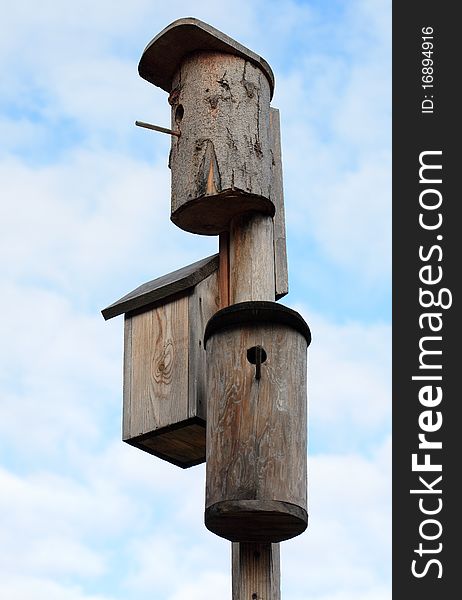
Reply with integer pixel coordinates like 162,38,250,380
232,542,281,600
228,210,279,598
219,232,230,309
213,215,310,595
229,214,275,304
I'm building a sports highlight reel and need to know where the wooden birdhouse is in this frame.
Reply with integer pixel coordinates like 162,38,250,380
138,18,279,235
103,16,312,596
102,254,220,468
203,301,311,542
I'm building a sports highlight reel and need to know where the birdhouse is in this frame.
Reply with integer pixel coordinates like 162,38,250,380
138,18,278,235
102,254,220,468
203,301,311,542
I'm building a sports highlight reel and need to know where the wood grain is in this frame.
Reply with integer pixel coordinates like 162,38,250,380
188,271,220,421
102,254,218,320
123,293,190,439
128,419,206,468
229,213,275,303
232,542,280,600
206,500,307,543
269,108,289,300
205,319,308,542
121,269,220,467
218,232,230,309
122,316,133,441
169,51,275,235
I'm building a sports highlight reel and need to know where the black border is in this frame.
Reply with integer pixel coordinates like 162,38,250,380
393,3,458,596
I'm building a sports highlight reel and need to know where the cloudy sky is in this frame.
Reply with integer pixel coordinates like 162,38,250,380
0,1,391,598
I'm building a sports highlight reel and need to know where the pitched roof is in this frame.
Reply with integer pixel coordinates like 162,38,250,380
102,253,219,320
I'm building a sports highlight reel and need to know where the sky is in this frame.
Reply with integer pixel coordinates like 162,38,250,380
0,1,391,599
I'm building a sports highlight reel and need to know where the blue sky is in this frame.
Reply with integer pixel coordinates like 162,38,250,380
0,1,391,598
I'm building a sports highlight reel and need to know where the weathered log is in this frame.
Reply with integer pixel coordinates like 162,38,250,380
204,302,310,542
168,51,274,234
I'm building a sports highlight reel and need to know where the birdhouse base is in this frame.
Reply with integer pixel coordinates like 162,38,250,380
124,416,206,468
205,500,308,543
171,190,275,235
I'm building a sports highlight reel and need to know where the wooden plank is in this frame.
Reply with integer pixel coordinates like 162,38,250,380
232,542,280,600
122,315,133,439
123,293,189,439
138,17,275,98
218,232,230,309
102,254,218,320
229,213,275,303
188,270,220,421
127,420,206,468
269,108,289,300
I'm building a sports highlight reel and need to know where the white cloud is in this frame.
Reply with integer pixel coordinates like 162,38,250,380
282,438,391,598
167,572,230,600
0,151,217,296
271,0,391,284
0,466,131,540
0,283,120,455
124,532,229,594
294,307,391,441
5,537,105,578
0,577,112,600
116,437,391,599
0,434,391,599
0,465,126,597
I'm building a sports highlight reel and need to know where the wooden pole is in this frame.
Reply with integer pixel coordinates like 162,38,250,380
224,212,281,599
232,542,281,600
124,19,307,600
228,213,275,304
218,232,230,309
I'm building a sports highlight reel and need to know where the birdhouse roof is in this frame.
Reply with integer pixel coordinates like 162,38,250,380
102,253,219,320
138,17,275,99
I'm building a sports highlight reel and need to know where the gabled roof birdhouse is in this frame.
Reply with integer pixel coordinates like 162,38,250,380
102,254,220,468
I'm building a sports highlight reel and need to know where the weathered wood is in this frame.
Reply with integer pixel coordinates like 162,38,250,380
218,232,230,309
206,500,307,543
168,51,274,235
204,302,310,542
124,292,190,436
121,267,219,468
135,120,180,137
122,315,133,443
269,108,289,300
134,420,206,466
232,542,280,600
102,254,218,320
229,213,275,303
134,18,300,597
188,270,220,421
138,17,275,99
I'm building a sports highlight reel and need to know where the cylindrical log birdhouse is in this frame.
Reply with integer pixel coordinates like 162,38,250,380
203,302,311,543
138,18,277,235
168,51,273,234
